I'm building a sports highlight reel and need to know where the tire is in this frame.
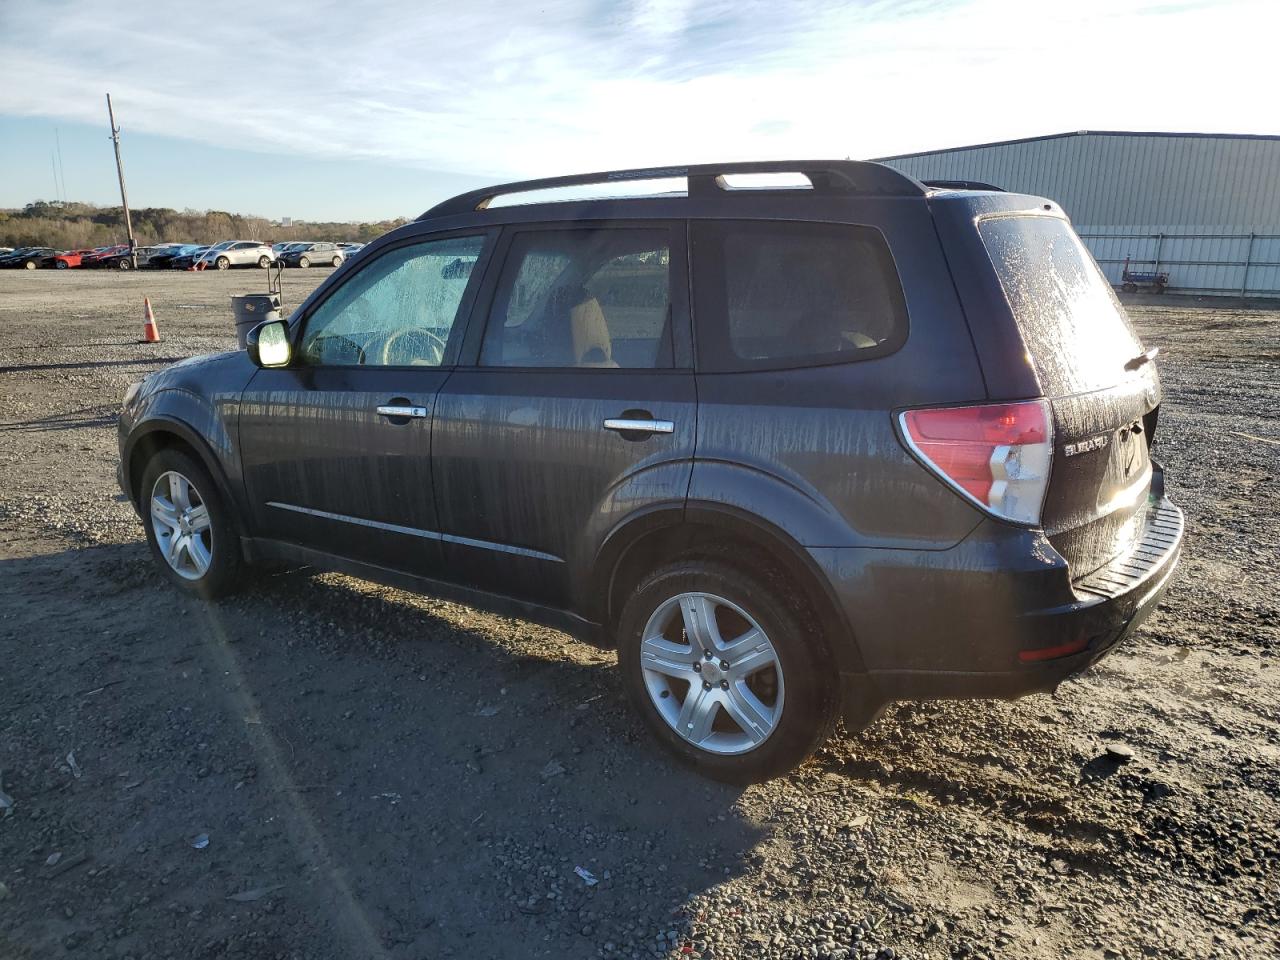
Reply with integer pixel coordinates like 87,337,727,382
140,448,242,601
215,256,230,270
616,559,837,783
23,259,37,270
298,256,310,269
117,258,132,270
331,256,342,267
258,255,270,268
56,260,69,270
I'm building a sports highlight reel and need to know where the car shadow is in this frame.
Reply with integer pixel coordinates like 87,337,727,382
1,539,766,960
0,404,120,432
0,356,186,375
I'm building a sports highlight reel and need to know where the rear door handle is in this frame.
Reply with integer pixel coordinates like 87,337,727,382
376,404,429,419
603,417,675,435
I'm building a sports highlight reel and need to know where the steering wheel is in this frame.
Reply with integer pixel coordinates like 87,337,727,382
305,333,366,366
378,328,447,366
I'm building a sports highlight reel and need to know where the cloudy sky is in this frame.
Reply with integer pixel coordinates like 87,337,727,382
0,0,1274,220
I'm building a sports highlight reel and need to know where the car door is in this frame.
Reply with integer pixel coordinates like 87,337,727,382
431,221,696,611
238,230,494,576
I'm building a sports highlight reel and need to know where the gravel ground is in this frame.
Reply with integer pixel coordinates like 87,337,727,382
1,270,1277,960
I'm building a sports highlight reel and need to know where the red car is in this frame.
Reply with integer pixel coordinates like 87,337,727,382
45,248,100,269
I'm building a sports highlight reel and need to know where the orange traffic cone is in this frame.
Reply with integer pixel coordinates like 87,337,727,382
142,297,161,343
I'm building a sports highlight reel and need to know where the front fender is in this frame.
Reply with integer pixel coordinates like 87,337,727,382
120,352,254,524
122,403,245,527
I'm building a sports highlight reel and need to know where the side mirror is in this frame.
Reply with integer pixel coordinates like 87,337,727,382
246,319,292,368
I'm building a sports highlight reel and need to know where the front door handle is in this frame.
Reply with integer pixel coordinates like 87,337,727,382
377,404,429,419
603,417,675,435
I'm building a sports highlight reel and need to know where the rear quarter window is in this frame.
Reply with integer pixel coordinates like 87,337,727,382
691,220,908,372
978,215,1144,396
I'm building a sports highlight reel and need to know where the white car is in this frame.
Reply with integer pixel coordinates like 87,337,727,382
195,240,277,270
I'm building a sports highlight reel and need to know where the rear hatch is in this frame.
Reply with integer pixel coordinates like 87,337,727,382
975,213,1160,580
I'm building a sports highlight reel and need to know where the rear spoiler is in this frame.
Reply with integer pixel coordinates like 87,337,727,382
923,179,1004,192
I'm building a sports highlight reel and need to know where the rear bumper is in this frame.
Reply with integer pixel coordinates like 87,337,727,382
812,496,1184,724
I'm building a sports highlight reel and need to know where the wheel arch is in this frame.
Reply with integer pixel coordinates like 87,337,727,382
594,503,867,676
125,417,248,542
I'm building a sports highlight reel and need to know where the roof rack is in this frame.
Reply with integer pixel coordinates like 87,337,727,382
420,160,926,219
922,178,1005,192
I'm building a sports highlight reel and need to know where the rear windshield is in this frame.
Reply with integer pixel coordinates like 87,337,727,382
979,215,1143,395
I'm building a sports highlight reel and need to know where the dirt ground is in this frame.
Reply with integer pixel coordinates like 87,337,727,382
1,269,1277,960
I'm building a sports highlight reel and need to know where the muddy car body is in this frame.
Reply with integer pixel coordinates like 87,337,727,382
116,160,1184,781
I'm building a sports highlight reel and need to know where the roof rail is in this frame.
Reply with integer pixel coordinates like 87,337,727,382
419,160,926,219
922,178,1005,192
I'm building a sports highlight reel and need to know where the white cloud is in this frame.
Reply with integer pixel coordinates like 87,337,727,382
0,0,1275,180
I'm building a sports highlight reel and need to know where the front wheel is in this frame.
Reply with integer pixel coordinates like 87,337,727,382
298,256,310,268
331,256,342,267
141,449,242,600
617,560,837,783
23,259,37,270
215,256,230,270
117,258,132,270
258,255,270,268
56,260,69,269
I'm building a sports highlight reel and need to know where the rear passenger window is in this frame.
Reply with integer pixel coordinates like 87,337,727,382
480,228,673,369
691,221,908,372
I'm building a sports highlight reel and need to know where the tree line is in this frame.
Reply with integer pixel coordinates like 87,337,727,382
0,200,407,250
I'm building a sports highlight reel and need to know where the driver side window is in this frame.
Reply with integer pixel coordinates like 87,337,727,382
300,235,486,367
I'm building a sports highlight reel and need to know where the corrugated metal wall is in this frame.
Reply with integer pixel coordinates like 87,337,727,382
879,132,1280,297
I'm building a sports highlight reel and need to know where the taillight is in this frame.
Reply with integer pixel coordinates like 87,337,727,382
898,400,1053,526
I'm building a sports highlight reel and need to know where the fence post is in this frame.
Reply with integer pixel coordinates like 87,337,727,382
1240,232,1255,300
1153,232,1164,278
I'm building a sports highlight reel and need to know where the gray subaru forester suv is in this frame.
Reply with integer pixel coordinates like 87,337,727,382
117,160,1183,782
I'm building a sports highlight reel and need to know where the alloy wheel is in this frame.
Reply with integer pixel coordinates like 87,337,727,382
150,470,213,580
639,592,784,755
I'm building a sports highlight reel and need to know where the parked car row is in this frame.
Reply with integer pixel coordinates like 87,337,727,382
0,240,366,270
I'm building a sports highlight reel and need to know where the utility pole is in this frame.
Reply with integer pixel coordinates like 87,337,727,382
106,93,137,268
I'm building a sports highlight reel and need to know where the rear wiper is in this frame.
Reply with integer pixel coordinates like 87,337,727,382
1125,347,1160,371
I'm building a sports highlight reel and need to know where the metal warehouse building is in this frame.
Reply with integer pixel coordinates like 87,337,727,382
879,131,1280,298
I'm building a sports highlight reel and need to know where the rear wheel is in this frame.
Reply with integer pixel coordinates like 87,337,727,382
617,560,837,783
215,256,230,270
298,255,311,268
141,449,242,600
56,260,69,270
